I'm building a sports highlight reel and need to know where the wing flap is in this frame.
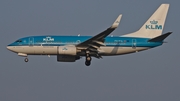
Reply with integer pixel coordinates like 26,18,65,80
93,41,106,46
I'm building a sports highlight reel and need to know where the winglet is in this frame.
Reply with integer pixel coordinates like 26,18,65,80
111,14,122,28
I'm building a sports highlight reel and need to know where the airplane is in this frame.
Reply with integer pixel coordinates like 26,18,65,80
7,4,172,66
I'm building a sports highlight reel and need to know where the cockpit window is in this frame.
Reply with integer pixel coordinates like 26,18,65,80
16,40,22,42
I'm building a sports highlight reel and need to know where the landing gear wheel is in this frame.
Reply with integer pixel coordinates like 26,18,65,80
86,56,91,61
85,61,91,66
85,52,92,66
86,53,90,57
24,58,28,62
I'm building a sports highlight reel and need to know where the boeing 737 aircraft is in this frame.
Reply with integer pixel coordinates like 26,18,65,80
7,4,172,66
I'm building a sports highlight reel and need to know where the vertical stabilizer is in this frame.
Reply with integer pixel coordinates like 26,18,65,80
123,4,169,38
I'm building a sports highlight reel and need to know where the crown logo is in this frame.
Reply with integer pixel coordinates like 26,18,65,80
62,47,68,51
150,20,158,24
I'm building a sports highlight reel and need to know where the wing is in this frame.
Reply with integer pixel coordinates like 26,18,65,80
76,14,122,57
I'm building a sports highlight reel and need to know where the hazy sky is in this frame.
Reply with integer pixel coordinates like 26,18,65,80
1,0,180,101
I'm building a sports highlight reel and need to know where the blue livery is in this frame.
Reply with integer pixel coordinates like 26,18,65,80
7,4,171,66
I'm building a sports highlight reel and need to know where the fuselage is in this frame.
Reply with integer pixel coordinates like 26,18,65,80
6,4,170,66
7,35,163,56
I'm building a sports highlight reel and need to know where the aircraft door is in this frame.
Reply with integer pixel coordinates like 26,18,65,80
29,37,34,46
132,39,136,49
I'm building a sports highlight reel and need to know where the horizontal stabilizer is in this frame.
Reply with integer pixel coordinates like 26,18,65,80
148,32,172,42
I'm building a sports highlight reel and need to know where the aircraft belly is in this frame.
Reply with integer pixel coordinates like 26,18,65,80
100,47,149,55
33,46,57,55
10,46,149,56
13,46,58,55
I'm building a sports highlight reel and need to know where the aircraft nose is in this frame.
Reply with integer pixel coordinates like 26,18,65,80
7,46,12,51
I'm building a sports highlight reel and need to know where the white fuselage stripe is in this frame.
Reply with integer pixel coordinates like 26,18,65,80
7,46,150,56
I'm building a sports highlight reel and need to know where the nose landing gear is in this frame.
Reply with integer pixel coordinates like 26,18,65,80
24,58,29,62
85,61,91,66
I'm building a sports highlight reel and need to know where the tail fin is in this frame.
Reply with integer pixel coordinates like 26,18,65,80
123,4,170,38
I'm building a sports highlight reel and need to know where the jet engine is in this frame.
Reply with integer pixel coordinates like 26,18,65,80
57,46,80,62
57,55,80,62
58,46,77,55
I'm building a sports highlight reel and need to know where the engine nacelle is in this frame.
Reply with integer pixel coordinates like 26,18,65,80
57,55,80,62
58,46,77,55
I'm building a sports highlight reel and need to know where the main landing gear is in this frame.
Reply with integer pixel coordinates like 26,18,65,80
85,52,91,66
24,58,29,62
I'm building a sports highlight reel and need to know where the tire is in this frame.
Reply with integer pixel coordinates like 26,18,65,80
86,56,91,61
85,61,91,66
24,58,28,62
